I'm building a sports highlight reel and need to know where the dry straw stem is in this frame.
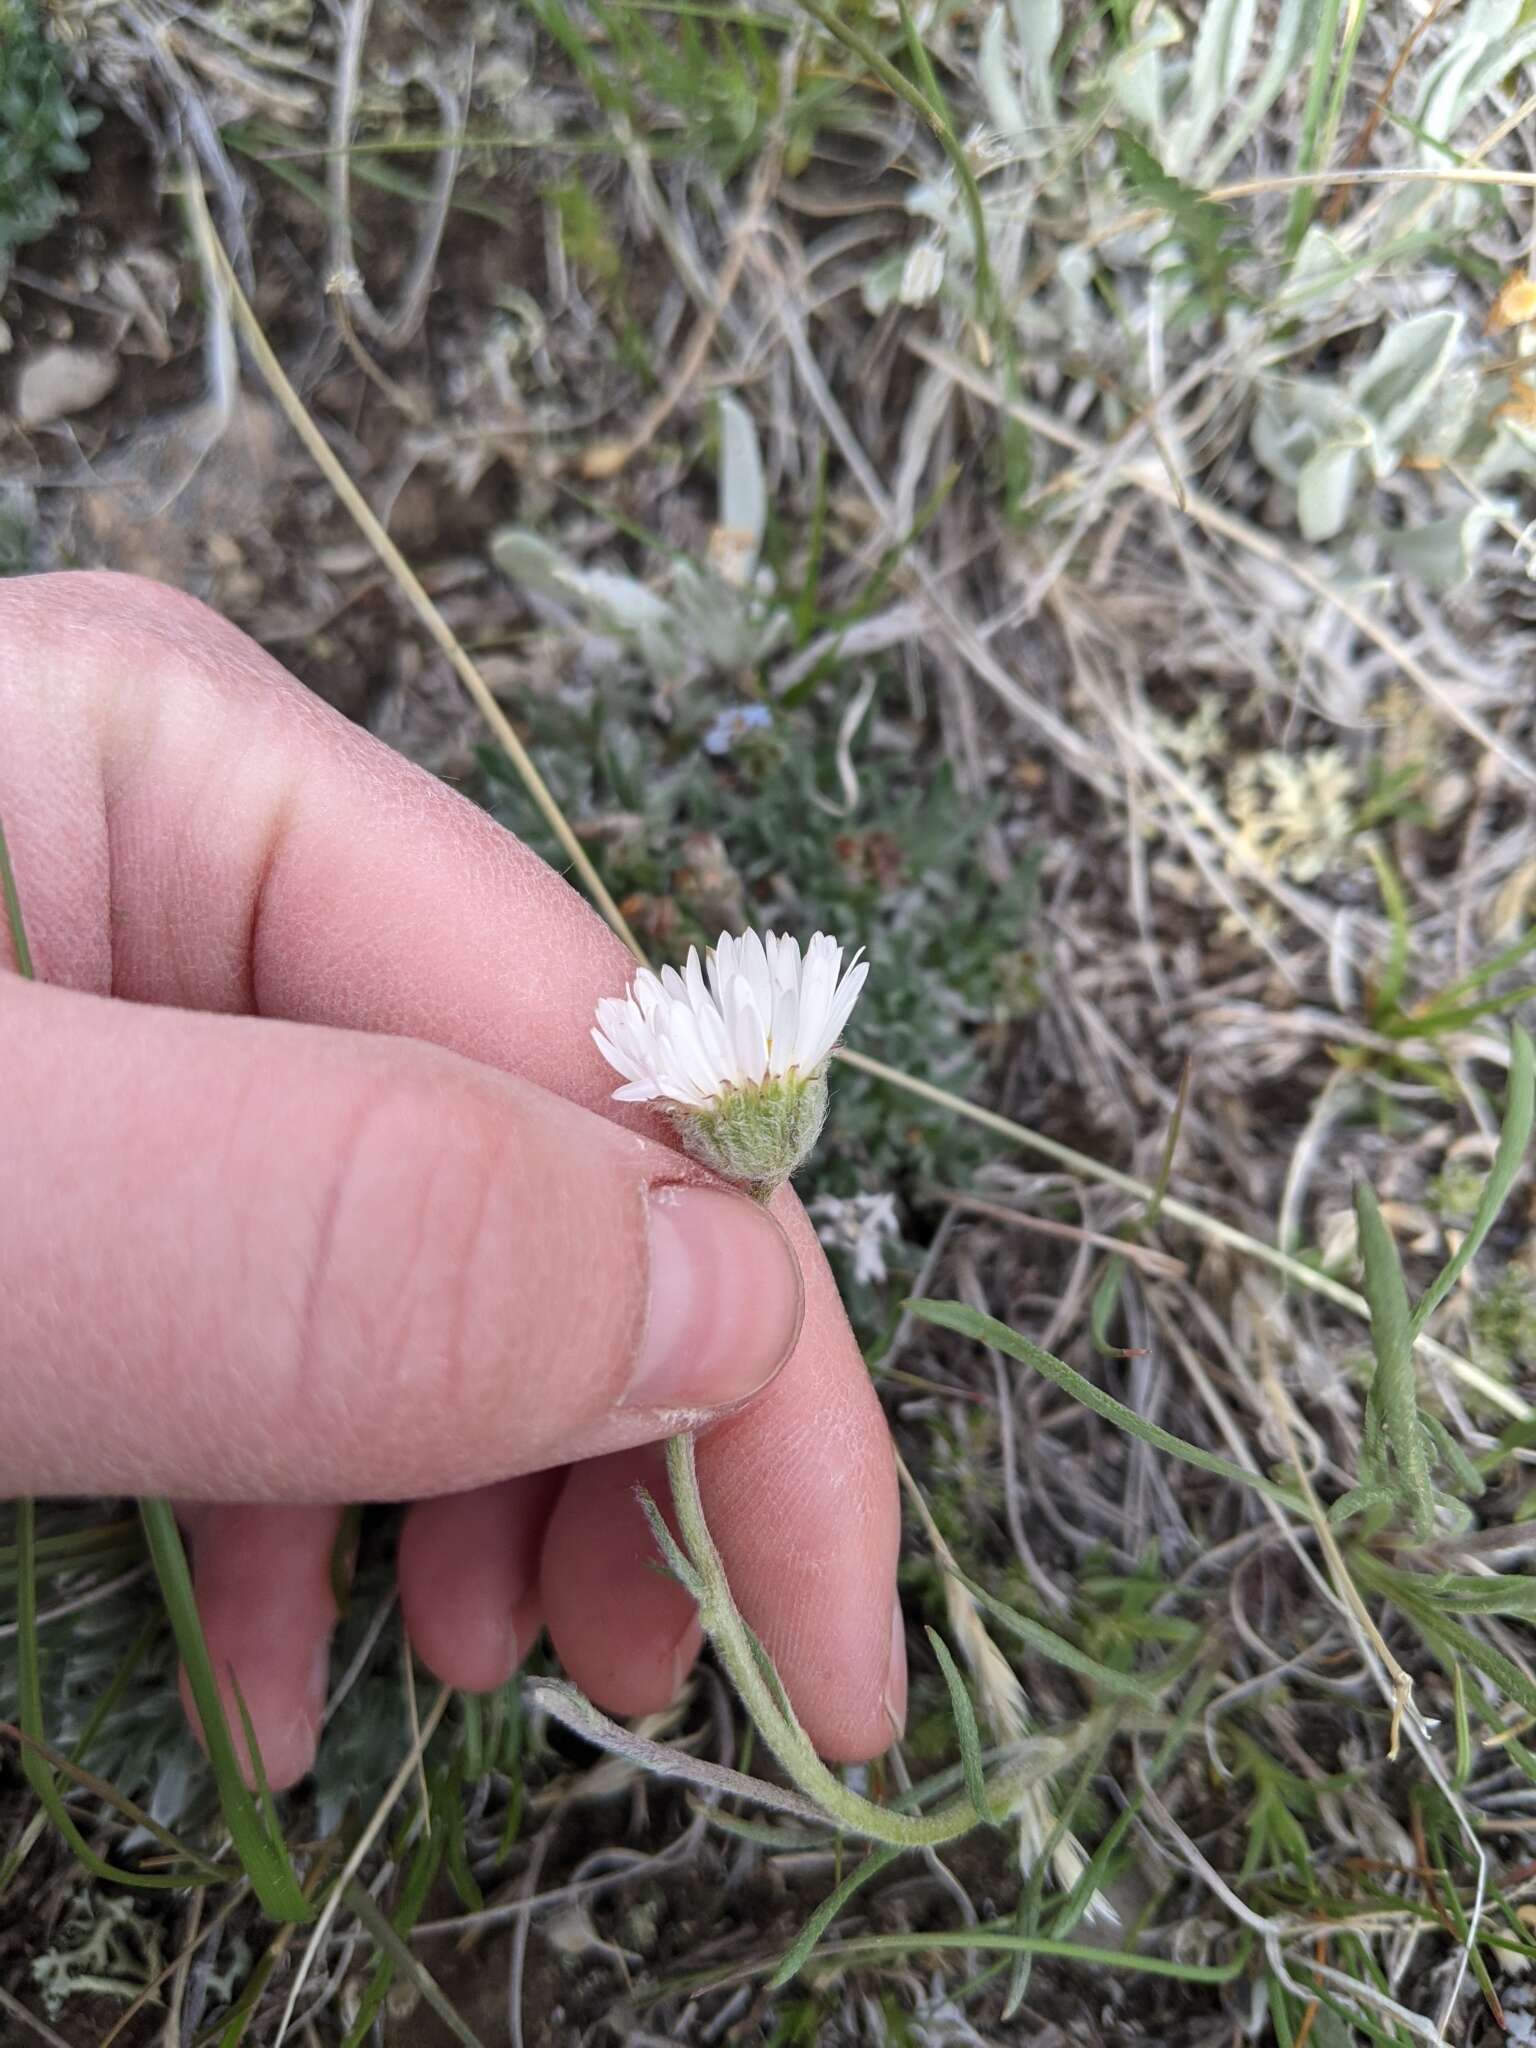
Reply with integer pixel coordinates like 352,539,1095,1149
930,1188,1186,1279
1090,148,1536,252
581,55,794,479
1257,1352,1489,2037
905,334,1536,793
185,153,1528,1427
180,171,645,965
844,1048,1527,1421
273,1683,453,2046
0,1984,72,2048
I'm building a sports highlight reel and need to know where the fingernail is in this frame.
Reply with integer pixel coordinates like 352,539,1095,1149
624,1185,803,1410
885,1592,908,1741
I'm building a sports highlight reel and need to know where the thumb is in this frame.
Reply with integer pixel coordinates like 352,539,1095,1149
0,977,802,1499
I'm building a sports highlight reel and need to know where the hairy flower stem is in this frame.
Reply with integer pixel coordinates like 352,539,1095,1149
664,1431,1064,1847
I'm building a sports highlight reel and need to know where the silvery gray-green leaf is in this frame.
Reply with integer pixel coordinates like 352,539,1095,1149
1104,6,1180,131
715,394,766,572
1164,0,1257,175
1281,224,1358,322
1387,506,1503,591
1195,0,1319,182
978,9,1028,143
1295,430,1368,544
1249,381,1365,490
1348,311,1462,471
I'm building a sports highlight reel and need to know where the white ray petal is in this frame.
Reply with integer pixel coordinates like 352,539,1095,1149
592,929,867,1114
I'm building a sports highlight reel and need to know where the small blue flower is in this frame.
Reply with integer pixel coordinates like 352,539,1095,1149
702,703,773,757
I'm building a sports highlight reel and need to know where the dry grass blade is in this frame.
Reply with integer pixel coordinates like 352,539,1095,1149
272,1684,453,2045
178,171,644,964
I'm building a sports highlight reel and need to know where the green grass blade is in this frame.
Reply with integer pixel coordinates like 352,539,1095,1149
1410,1023,1535,1337
0,813,34,976
790,0,997,325
1389,987,1536,1038
1354,1182,1433,1540
1427,926,1536,1009
766,1844,901,1990
343,1878,490,2048
229,1667,292,1858
907,1299,1298,1508
925,1628,991,1822
339,1823,446,2048
138,1498,312,1921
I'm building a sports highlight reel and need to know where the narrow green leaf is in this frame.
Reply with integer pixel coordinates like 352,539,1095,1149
459,1691,484,1781
138,1499,312,1920
907,1299,1298,1508
636,1487,704,1600
767,1844,902,1990
441,1772,484,1912
1411,1023,1535,1336
1414,1607,1536,1721
1325,1483,1396,1528
1089,1253,1128,1356
945,1566,1170,1705
1363,1559,1536,1720
62,1613,161,1775
740,1614,812,1748
1354,1182,1433,1541
780,1923,1250,1982
1398,1571,1536,1621
925,1629,991,1822
691,1802,831,1850
1418,1413,1485,1501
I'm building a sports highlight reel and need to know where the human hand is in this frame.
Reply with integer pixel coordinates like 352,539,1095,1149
0,571,903,1788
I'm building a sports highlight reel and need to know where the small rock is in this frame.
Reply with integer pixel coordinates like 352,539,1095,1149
13,344,120,428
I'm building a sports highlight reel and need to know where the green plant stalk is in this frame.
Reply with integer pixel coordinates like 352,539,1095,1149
664,1432,1070,1847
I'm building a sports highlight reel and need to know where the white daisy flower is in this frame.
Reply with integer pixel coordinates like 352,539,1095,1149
592,930,868,1192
